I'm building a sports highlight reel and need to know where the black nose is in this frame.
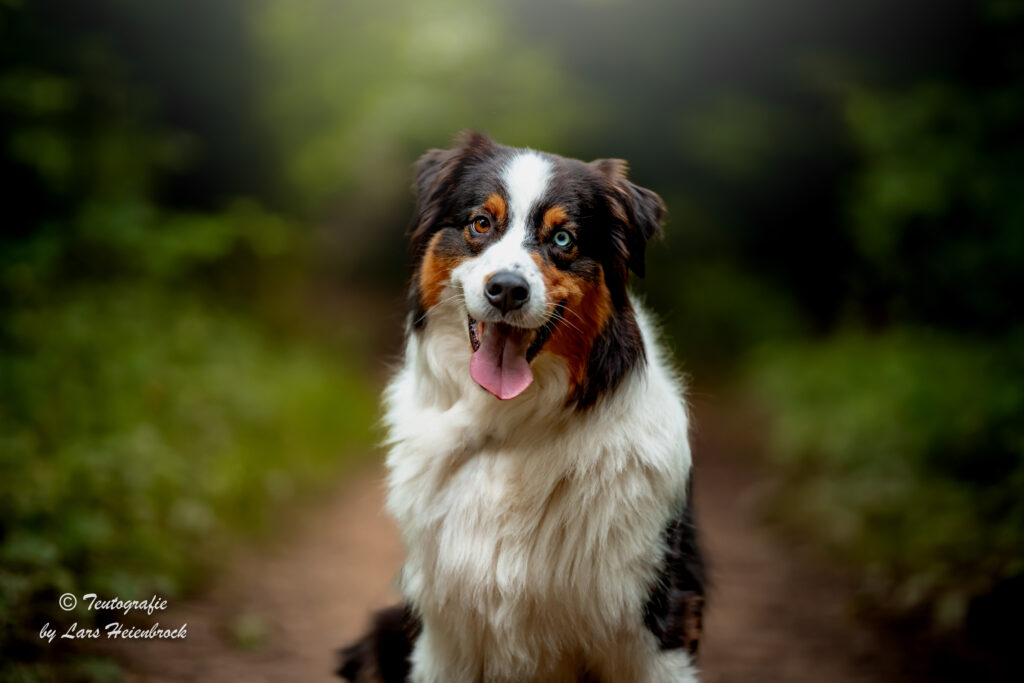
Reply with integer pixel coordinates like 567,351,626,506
485,271,530,314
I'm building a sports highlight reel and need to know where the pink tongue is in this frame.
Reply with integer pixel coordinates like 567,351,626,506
470,322,534,400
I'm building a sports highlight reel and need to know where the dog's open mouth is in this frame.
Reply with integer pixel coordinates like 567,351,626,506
467,301,564,400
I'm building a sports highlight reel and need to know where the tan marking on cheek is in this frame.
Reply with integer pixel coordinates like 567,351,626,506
483,193,507,224
419,231,463,309
531,253,612,392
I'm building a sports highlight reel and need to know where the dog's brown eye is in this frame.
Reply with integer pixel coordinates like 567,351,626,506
471,216,491,234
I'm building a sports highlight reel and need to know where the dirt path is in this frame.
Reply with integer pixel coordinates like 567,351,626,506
104,470,404,682
106,394,906,682
689,394,906,682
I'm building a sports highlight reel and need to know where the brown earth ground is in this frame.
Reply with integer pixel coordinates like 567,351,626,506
101,393,912,682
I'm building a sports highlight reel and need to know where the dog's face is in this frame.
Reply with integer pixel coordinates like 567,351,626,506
408,132,665,407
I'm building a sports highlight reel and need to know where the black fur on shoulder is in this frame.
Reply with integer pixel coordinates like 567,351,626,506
572,303,646,409
643,478,707,656
337,604,422,682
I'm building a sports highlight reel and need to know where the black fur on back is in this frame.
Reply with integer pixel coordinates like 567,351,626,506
643,478,707,656
337,604,421,682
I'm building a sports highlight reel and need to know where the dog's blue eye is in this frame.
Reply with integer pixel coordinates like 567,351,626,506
553,230,573,248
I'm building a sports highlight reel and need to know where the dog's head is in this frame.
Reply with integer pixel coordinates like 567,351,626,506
407,131,665,407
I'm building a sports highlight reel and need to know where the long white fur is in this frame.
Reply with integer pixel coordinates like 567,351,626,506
384,152,698,683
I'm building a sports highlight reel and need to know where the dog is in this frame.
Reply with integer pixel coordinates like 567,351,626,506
339,131,704,683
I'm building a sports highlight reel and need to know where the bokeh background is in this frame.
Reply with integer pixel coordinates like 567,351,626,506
2,0,1022,680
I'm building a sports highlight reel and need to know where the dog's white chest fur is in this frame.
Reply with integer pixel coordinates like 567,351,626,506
384,302,695,682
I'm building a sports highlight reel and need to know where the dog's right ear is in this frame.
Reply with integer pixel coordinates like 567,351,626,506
409,130,496,257
589,158,666,279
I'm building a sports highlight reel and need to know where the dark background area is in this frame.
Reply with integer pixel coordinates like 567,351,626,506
2,0,1022,680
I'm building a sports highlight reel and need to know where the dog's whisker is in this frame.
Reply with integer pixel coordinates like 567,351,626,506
548,312,586,337
542,302,588,336
546,299,587,324
560,305,588,325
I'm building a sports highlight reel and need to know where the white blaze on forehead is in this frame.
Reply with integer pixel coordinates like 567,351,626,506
452,150,553,329
502,151,552,231
473,151,553,273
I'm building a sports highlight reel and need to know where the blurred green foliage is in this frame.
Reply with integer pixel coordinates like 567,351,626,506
745,3,1024,674
253,0,582,214
0,1,378,678
842,82,1024,331
752,332,1024,626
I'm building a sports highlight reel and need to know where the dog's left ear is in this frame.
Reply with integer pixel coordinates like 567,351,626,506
409,130,497,257
590,158,666,278
409,146,460,258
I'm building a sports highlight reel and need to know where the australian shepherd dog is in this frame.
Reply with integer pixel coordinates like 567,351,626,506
339,132,705,683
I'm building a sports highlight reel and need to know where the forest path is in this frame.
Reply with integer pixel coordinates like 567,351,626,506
105,393,906,682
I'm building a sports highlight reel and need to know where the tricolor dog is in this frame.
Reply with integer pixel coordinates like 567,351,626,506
340,132,705,683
